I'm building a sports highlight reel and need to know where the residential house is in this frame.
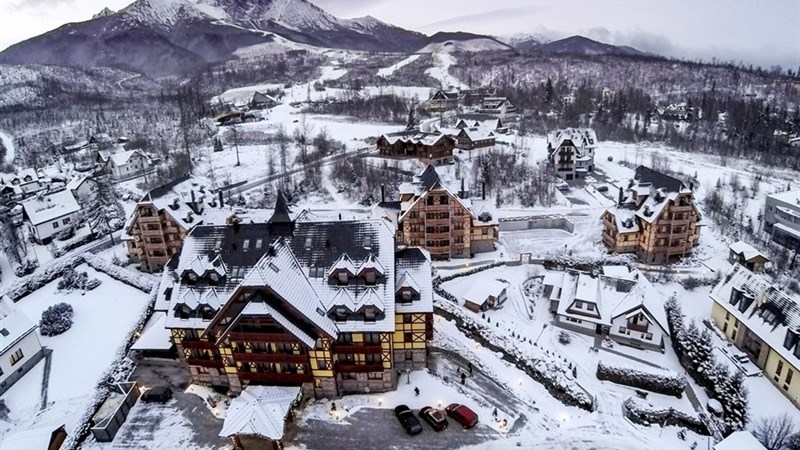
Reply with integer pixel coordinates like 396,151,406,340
713,431,766,450
659,104,694,121
477,97,517,119
1,168,46,197
425,89,460,113
546,128,598,180
763,189,800,248
97,149,151,180
709,264,800,408
455,114,506,133
376,131,456,165
247,92,279,110
215,111,246,126
124,176,273,272
728,241,769,274
0,296,45,393
21,189,81,244
0,183,22,204
544,266,670,351
601,166,702,264
155,198,434,398
452,127,496,150
219,386,301,450
378,166,498,260
462,279,508,313
89,133,115,149
66,175,98,205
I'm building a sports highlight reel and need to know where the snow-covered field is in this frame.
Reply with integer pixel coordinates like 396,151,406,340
0,264,150,441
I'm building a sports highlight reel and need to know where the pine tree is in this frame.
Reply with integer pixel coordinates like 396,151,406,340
83,175,125,242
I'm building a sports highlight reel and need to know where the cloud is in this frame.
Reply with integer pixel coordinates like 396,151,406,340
9,0,76,9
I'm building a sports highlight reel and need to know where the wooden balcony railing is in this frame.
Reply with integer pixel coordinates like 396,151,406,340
228,332,300,343
180,340,216,350
334,363,384,373
186,358,225,368
626,323,649,333
332,344,383,354
232,352,308,364
238,371,313,384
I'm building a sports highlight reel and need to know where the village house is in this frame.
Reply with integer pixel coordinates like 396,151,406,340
477,97,517,119
452,127,496,150
601,166,702,264
245,91,279,110
462,279,508,313
66,175,99,205
155,195,434,399
763,188,800,248
709,264,800,408
728,241,769,274
546,128,598,181
455,114,507,133
544,266,669,352
97,149,152,181
376,166,498,260
124,176,272,272
0,168,47,198
376,131,457,165
424,89,460,113
0,296,45,394
21,189,81,244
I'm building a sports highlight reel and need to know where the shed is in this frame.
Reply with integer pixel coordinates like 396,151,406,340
728,241,769,273
462,279,508,313
220,385,302,450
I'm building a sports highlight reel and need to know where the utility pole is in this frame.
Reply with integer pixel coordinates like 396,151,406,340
232,125,241,167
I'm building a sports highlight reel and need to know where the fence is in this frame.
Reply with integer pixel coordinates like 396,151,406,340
498,215,575,233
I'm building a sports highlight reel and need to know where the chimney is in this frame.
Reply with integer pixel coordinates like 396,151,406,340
460,178,465,198
218,190,224,208
618,186,624,205
689,181,694,191
190,190,196,212
381,184,385,203
482,182,486,200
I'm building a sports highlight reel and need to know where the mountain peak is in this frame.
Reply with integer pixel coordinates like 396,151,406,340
92,7,116,19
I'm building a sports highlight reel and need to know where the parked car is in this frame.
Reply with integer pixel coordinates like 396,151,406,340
394,405,423,435
555,179,569,191
445,403,479,429
141,386,173,403
419,406,448,431
596,185,609,192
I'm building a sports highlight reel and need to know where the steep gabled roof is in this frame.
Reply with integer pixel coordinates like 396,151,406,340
0,296,38,355
634,166,687,193
268,191,292,224
219,386,301,441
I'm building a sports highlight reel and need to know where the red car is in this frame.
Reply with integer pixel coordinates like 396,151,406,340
419,406,448,431
445,403,479,429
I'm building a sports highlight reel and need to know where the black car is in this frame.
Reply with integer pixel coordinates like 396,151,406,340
419,406,448,431
596,185,609,192
141,386,173,403
394,405,423,435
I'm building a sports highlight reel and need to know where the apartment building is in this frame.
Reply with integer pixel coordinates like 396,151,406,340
601,166,702,264
710,264,800,408
763,189,800,248
155,198,434,398
546,128,598,180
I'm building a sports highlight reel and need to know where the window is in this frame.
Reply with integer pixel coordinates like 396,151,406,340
645,333,653,340
243,239,250,250
53,221,59,229
338,272,348,285
338,353,355,363
255,239,263,249
725,312,730,320
586,303,595,312
365,271,377,285
401,290,413,303
364,333,381,344
403,314,412,324
63,217,71,225
405,351,413,361
365,353,381,364
776,360,784,377
619,327,627,334
404,332,413,342
574,301,583,309
368,372,383,380
364,308,376,322
786,368,794,385
10,348,24,365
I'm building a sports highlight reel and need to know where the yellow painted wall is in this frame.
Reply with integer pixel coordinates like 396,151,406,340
764,349,800,408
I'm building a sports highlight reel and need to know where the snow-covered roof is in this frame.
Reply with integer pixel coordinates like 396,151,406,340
395,247,433,314
66,174,94,191
729,240,768,262
98,149,149,167
604,207,640,234
455,114,503,130
380,130,452,147
634,190,679,224
4,168,40,185
608,273,670,335
130,311,172,351
463,278,507,305
713,431,766,450
547,128,598,157
710,264,800,367
0,296,39,354
21,189,80,225
398,166,476,224
219,386,301,441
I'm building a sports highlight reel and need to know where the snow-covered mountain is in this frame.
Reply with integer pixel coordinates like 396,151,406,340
0,0,427,77
532,35,650,57
417,32,514,54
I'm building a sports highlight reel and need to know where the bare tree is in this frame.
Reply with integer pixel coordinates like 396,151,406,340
293,114,314,163
755,414,799,450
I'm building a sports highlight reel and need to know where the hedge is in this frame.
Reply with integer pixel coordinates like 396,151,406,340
597,361,687,397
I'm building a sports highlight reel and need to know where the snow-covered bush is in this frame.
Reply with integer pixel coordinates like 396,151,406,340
558,331,572,345
14,258,39,277
54,226,75,241
84,254,154,292
6,256,82,301
47,242,65,258
597,361,687,397
40,302,74,336
61,231,99,253
623,397,710,435
57,269,100,291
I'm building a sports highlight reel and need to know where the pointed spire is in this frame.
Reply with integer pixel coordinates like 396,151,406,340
269,190,292,224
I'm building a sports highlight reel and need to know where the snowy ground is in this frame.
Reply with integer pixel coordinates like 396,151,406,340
0,264,150,442
377,54,420,78
425,52,469,90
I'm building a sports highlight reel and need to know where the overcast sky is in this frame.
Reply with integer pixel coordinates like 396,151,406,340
1,0,798,69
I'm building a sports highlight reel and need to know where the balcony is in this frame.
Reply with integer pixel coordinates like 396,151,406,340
332,344,383,354
670,205,693,213
334,362,384,373
186,358,225,368
232,352,308,364
180,340,216,350
138,215,161,223
141,229,163,237
626,323,649,333
426,233,451,240
228,332,300,343
238,372,313,384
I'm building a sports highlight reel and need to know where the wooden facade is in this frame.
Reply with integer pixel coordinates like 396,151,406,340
126,203,189,272
376,133,456,165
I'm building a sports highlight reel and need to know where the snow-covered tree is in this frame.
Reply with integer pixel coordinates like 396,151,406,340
40,302,74,336
83,174,125,240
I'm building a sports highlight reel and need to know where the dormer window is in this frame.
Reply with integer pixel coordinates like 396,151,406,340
338,272,349,285
364,270,377,285
335,308,347,322
364,307,376,323
401,290,413,303
176,304,191,319
186,272,198,285
209,273,219,285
